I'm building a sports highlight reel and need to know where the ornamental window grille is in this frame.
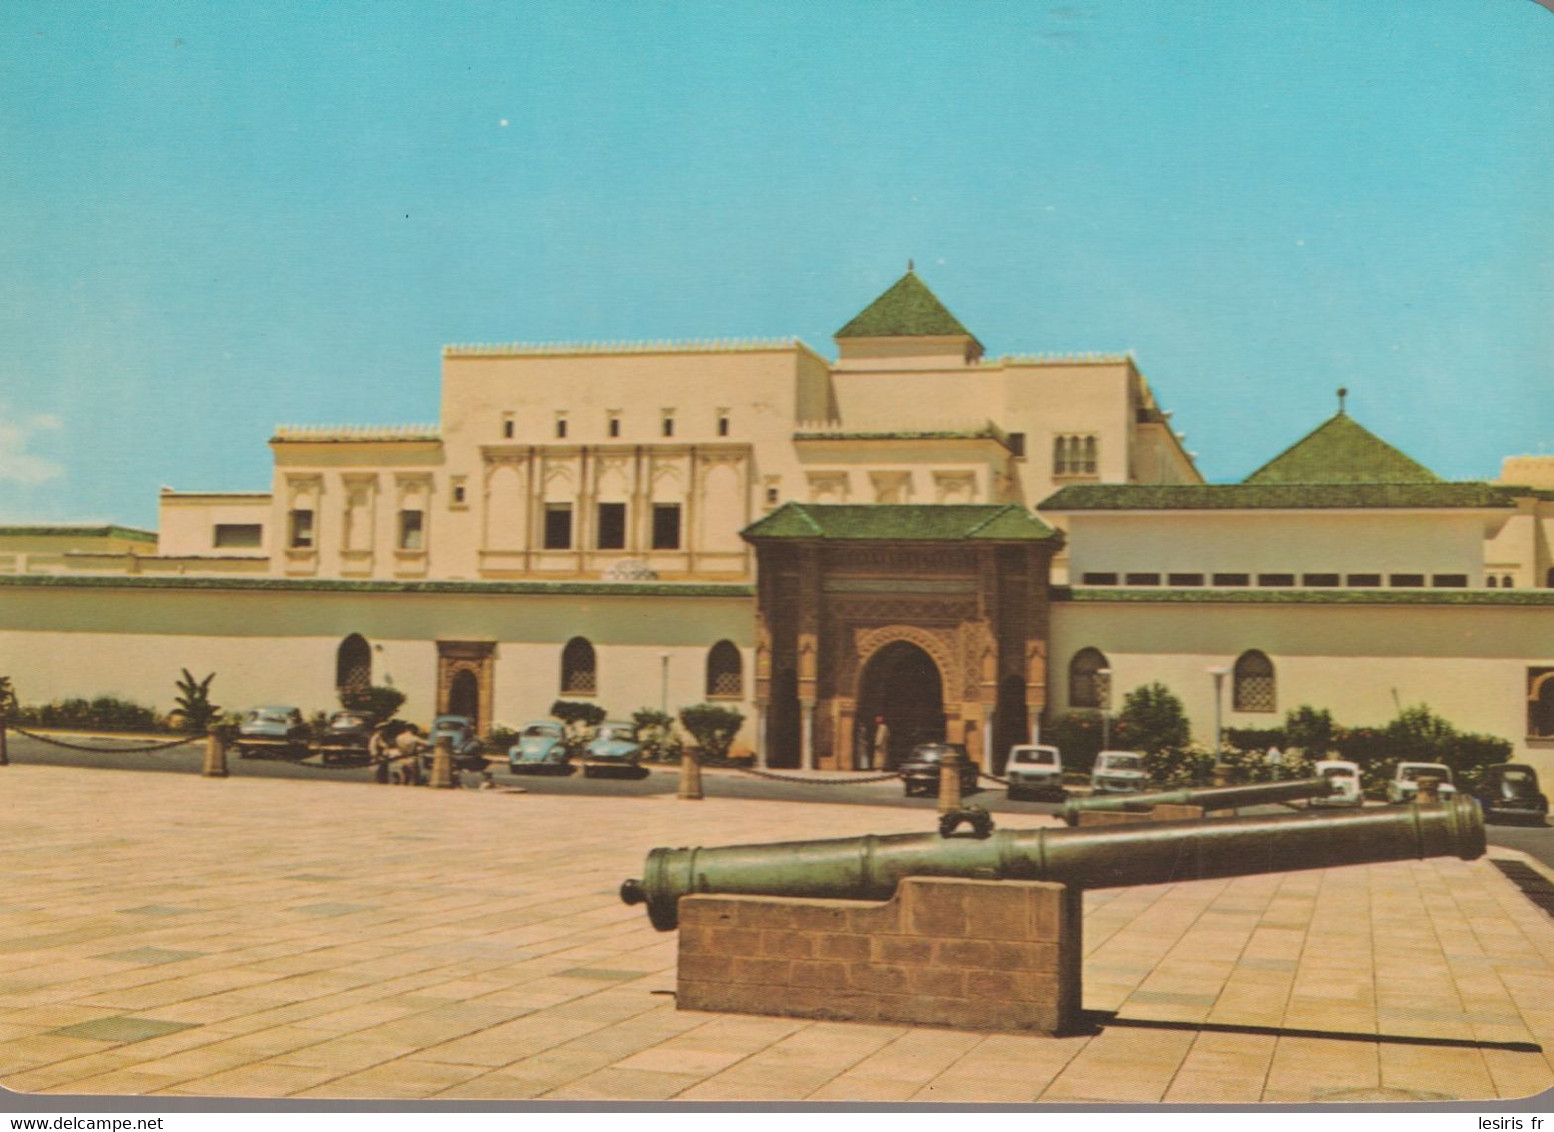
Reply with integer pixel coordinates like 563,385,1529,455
706,641,743,698
1233,650,1276,713
561,637,597,695
336,634,371,692
1053,434,1099,476
1069,647,1109,709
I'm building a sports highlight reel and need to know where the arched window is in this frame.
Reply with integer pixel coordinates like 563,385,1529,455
1069,647,1109,709
560,637,597,695
706,641,743,699
336,634,371,691
1546,568,1554,589
1488,576,1499,589
1233,650,1276,713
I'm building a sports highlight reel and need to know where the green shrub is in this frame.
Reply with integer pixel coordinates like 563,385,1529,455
17,695,163,732
550,700,607,756
1285,705,1337,758
484,722,520,753
678,703,746,764
1225,726,1285,754
1117,682,1190,755
339,685,405,722
0,677,16,726
632,708,682,762
1043,711,1105,773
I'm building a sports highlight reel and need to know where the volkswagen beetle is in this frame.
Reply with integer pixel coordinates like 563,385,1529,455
235,705,308,759
508,719,571,774
583,720,644,778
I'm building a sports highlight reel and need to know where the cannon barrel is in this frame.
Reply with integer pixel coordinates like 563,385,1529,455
620,797,1484,930
1060,777,1336,825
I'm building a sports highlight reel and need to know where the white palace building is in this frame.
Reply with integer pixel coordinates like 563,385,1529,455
4,270,1554,773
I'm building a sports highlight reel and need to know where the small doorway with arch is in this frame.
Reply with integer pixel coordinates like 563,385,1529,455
448,669,480,722
856,641,947,769
436,640,495,736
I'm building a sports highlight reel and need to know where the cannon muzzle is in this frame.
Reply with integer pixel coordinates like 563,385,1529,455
1060,776,1336,825
622,797,1484,930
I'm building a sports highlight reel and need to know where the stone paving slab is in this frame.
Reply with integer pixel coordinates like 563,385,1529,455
0,764,1552,1104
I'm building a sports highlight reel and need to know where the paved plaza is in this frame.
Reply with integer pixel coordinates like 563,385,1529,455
1,764,1553,1104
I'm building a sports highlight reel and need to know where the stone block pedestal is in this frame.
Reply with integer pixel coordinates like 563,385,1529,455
676,876,1082,1035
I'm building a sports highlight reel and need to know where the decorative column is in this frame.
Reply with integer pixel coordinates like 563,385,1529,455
801,701,816,771
755,703,769,769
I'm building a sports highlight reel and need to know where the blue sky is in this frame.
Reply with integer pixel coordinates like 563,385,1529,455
2,1,1551,526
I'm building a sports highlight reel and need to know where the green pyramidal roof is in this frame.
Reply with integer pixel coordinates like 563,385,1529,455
835,271,979,341
1243,412,1439,485
742,503,1057,542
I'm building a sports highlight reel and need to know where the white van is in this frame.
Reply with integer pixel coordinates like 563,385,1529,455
1005,744,1064,800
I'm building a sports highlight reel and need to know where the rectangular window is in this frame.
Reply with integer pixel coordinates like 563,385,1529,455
717,412,730,437
662,415,675,439
1213,573,1250,587
1167,573,1204,586
555,415,568,440
1390,573,1425,588
765,485,780,506
502,414,515,439
1007,432,1026,458
608,413,621,438
288,509,314,550
652,503,682,550
596,502,626,550
1080,572,1119,586
1347,573,1382,587
544,504,573,550
398,510,424,551
1257,573,1296,587
1302,573,1341,587
1124,572,1161,586
1432,574,1468,588
213,523,262,549
451,479,467,507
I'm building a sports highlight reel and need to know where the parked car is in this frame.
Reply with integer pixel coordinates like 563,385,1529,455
317,710,375,763
583,720,645,778
898,742,978,797
508,719,571,774
1005,744,1065,801
1090,750,1148,795
1387,761,1457,804
421,714,486,772
1473,764,1549,825
1309,759,1364,807
235,705,309,759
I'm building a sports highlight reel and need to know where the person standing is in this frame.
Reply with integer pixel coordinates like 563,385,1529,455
871,716,890,770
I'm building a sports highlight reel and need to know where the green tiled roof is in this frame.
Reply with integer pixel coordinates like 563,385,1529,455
1244,413,1439,484
1053,586,1554,607
1039,482,1515,512
0,525,157,543
0,576,753,598
742,503,1057,542
835,271,978,341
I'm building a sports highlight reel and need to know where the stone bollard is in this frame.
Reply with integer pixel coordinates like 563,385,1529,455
1416,775,1442,805
429,737,454,789
678,745,704,801
938,748,965,814
202,731,229,778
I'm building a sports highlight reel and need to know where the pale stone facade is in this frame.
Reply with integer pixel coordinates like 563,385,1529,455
4,270,1554,772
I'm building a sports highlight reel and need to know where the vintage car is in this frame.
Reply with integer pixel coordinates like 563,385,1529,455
317,709,375,763
1090,750,1148,795
583,720,646,778
1004,744,1065,801
1309,759,1364,807
898,742,979,797
1472,764,1549,825
1386,761,1458,804
234,705,309,759
508,719,571,774
421,714,486,771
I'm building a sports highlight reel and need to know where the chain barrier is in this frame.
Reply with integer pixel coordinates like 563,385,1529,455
12,727,203,754
977,770,1012,786
730,764,903,786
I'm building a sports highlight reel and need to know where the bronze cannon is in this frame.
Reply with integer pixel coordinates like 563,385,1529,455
1059,776,1336,825
620,797,1485,930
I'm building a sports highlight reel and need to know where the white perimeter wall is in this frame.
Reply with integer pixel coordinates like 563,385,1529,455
0,584,755,747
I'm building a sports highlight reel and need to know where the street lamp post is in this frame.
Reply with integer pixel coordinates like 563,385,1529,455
1207,666,1231,763
660,653,670,714
1096,667,1112,750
